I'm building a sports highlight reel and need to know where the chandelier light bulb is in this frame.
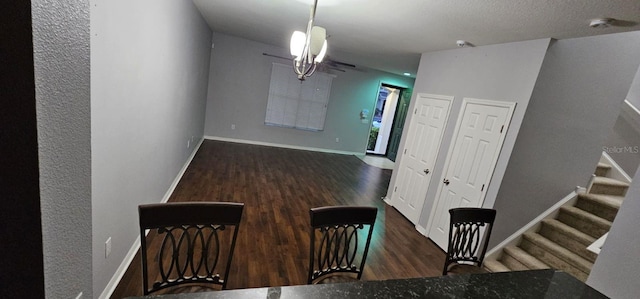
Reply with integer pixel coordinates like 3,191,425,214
290,31,306,59
289,0,327,81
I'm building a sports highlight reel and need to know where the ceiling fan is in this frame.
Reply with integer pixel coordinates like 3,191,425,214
262,52,358,74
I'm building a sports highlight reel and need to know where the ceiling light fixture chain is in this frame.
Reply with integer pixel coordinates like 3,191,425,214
290,0,327,81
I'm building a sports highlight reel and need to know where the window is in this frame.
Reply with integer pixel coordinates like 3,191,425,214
265,63,333,131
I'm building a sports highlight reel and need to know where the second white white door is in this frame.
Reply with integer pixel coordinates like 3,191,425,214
427,98,515,250
390,94,452,224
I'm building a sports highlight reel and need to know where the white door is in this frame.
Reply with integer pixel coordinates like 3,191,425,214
390,94,453,224
427,98,515,250
372,89,399,154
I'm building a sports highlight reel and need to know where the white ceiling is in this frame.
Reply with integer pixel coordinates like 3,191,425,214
193,0,640,77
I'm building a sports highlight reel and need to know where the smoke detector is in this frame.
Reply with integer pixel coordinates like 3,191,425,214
589,18,614,28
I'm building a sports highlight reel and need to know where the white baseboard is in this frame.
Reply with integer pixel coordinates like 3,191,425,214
98,138,204,299
98,235,142,299
204,136,362,156
587,232,608,254
415,224,427,236
383,196,393,206
621,99,640,133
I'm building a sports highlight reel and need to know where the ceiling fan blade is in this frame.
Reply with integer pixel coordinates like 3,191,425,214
328,59,356,68
264,52,354,74
262,52,291,61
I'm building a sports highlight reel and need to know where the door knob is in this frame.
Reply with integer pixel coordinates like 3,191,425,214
423,169,430,174
443,179,450,185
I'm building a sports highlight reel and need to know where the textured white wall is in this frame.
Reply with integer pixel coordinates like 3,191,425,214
91,0,211,296
31,0,92,298
203,32,415,153
387,39,550,228
587,165,640,298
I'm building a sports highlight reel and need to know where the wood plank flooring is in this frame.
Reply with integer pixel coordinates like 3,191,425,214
110,140,447,298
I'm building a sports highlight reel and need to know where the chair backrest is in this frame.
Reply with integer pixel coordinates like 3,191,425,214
138,202,244,295
443,207,496,275
307,205,377,284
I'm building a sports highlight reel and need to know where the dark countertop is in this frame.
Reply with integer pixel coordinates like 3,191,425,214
127,269,607,299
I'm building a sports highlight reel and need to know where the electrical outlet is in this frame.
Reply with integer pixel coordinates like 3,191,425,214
231,124,236,130
187,140,190,148
105,237,112,259
335,137,340,143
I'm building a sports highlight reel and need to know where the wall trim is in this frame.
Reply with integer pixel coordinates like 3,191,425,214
204,136,362,156
98,235,141,299
415,224,428,236
587,232,608,254
98,138,204,299
620,99,640,133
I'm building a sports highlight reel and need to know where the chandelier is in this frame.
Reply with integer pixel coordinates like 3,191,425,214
290,0,327,81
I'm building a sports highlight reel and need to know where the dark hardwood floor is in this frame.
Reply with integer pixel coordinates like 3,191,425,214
110,140,447,298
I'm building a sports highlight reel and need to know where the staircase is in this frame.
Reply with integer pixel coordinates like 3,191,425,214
484,160,629,282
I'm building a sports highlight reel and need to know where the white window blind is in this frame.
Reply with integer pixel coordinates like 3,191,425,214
265,63,333,131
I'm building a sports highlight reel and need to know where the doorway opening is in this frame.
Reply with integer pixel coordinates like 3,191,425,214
366,83,410,161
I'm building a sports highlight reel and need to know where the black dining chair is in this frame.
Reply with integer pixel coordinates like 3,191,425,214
442,207,496,275
138,202,244,295
307,205,377,284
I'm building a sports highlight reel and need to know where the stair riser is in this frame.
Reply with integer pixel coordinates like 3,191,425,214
589,183,627,196
539,224,597,263
483,260,510,273
557,211,610,239
520,239,589,282
594,166,610,177
575,198,618,222
501,253,530,271
503,246,549,270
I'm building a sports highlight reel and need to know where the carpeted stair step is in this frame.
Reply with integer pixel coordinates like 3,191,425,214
521,233,591,282
502,246,549,270
594,162,611,177
483,260,511,273
589,176,629,196
575,193,623,222
499,247,528,271
557,206,612,239
538,219,597,263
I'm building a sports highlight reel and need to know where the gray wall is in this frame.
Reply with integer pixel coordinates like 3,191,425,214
32,0,92,298
204,32,415,154
604,67,640,176
386,39,551,229
491,31,640,247
91,0,212,296
587,165,640,298
604,111,640,176
628,66,640,108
